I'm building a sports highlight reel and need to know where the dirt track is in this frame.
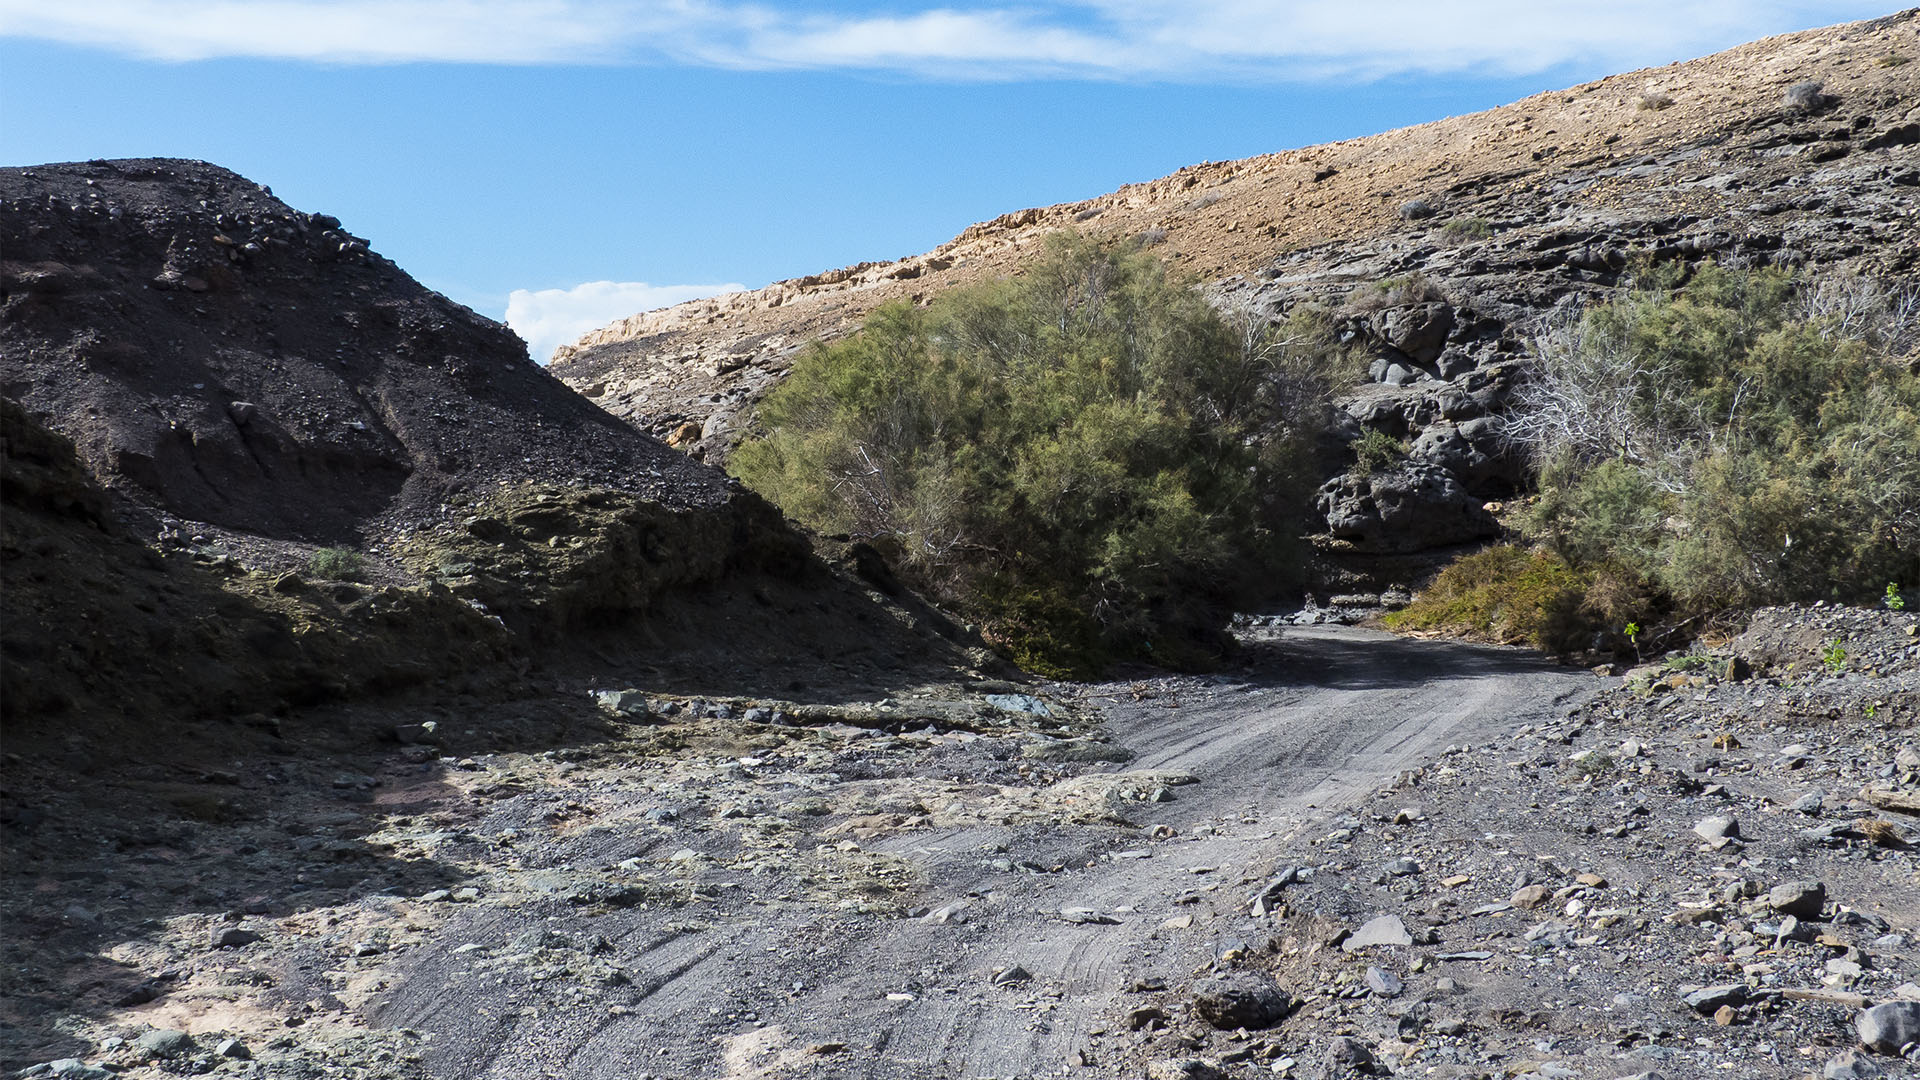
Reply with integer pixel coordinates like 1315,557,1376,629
376,627,1594,1079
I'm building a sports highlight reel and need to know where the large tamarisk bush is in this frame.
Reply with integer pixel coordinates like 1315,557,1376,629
733,233,1333,676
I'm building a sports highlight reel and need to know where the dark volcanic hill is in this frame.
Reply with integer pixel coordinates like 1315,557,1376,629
0,158,732,547
0,158,998,736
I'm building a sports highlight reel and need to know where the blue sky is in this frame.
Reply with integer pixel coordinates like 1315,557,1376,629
0,2,1891,361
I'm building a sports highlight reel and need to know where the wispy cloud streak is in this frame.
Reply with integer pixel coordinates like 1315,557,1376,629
0,1,1868,80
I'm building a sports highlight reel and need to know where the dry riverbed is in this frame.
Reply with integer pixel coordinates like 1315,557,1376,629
5,611,1916,1080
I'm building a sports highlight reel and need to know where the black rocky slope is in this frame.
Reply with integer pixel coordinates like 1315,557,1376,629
0,158,733,546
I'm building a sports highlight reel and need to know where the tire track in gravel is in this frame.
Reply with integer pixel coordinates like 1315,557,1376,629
379,626,1594,1079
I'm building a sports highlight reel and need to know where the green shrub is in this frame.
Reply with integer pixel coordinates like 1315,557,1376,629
1439,216,1493,243
733,232,1333,674
1350,428,1407,475
308,546,366,581
1504,264,1920,614
1385,546,1591,651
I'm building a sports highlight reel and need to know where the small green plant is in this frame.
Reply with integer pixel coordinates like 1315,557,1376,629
1865,702,1878,721
1889,583,1907,612
1571,751,1616,779
1662,654,1711,671
1822,637,1848,674
308,546,366,582
1439,216,1493,243
1877,53,1911,68
1350,428,1407,475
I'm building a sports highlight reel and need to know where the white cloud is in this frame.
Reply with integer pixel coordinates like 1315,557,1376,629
505,279,746,365
0,1,1880,79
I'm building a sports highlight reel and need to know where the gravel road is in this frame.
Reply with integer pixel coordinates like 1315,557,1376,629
378,626,1594,1079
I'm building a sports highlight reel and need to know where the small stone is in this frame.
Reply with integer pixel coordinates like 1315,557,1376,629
1714,1004,1738,1026
1146,1058,1227,1080
1768,880,1827,919
1343,914,1413,951
210,926,261,949
991,965,1032,985
1857,1000,1920,1055
215,1038,250,1060
922,900,971,924
1384,856,1422,877
133,1029,195,1058
1365,966,1404,998
1512,884,1554,910
1060,907,1118,925
1321,1036,1380,1074
1684,984,1749,1013
1693,815,1740,847
592,689,649,717
1824,1049,1884,1079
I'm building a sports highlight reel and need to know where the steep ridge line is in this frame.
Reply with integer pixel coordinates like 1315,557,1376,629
550,11,1919,463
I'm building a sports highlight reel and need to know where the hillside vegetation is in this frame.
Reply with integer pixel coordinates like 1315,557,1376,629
1393,263,1920,651
734,235,1334,675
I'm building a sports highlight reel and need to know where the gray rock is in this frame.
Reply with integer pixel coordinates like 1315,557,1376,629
1784,80,1829,111
1399,197,1438,220
1857,1000,1920,1055
1365,966,1404,998
1693,815,1740,847
1380,303,1455,363
1767,880,1827,919
215,1038,250,1060
1059,907,1118,925
1684,984,1749,1013
209,926,261,949
1384,856,1422,877
990,965,1031,985
133,1029,195,1057
1825,1050,1884,1079
1317,463,1498,554
1248,866,1303,916
1320,1035,1382,1076
1190,972,1292,1029
45,1062,115,1080
1791,791,1826,815
1343,914,1413,952
986,693,1053,716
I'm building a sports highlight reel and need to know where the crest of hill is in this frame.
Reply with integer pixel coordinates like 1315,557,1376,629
0,157,736,552
550,10,1920,460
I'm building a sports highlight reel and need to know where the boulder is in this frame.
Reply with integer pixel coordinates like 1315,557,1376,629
1190,972,1292,1029
1857,1000,1920,1055
1317,464,1498,553
1767,880,1826,919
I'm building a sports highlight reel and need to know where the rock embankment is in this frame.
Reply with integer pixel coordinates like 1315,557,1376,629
1125,604,1918,1079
